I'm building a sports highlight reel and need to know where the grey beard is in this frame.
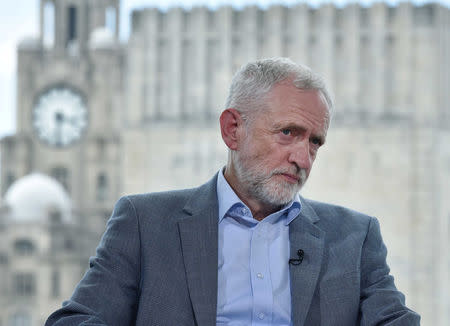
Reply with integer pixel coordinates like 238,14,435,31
233,152,307,208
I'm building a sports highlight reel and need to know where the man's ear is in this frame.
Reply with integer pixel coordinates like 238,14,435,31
220,108,242,150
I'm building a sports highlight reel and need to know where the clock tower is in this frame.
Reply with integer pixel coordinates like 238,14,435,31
1,0,124,232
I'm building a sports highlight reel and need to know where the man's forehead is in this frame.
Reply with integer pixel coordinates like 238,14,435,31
267,86,329,115
248,87,328,137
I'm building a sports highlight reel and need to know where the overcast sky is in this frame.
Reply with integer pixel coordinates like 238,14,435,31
0,0,448,138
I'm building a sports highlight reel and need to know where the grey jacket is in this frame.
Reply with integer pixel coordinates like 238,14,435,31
45,174,420,325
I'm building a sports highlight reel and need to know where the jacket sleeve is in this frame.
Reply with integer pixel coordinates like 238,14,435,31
359,217,420,325
45,196,141,326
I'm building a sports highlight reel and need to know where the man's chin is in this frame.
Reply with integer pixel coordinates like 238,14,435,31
259,182,301,207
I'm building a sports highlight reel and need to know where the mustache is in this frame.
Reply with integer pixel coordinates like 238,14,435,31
271,168,307,184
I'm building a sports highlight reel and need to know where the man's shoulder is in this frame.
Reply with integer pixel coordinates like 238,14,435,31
122,187,199,213
128,187,198,202
117,174,218,216
301,196,373,232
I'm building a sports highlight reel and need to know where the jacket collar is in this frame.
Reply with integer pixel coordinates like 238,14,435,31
178,174,219,326
289,198,325,326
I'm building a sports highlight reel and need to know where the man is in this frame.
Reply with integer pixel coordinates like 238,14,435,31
46,58,420,325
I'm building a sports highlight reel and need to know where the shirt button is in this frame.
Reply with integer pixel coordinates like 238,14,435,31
258,313,265,320
257,273,264,279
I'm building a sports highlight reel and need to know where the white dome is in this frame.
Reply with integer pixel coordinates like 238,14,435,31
4,173,72,223
89,27,115,49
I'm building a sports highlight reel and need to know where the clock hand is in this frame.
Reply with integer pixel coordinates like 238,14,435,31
54,111,64,146
55,111,64,124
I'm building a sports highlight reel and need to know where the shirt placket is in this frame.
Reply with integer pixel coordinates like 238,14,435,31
250,222,273,325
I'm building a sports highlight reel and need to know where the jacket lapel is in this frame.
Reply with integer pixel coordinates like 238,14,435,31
290,198,325,326
178,176,219,326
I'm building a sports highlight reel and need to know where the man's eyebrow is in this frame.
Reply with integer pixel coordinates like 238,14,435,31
272,122,304,130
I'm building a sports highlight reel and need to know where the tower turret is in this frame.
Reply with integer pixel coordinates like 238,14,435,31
39,0,120,56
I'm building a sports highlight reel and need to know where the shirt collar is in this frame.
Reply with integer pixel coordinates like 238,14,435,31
217,168,302,225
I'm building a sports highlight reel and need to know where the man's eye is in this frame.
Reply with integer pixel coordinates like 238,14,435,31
281,129,291,136
311,138,322,146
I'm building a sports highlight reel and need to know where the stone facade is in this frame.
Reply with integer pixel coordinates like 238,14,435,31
0,1,448,325
0,1,123,325
0,173,99,325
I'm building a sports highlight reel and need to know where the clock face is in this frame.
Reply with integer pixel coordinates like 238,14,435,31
32,87,88,147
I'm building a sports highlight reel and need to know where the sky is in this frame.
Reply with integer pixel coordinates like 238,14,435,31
0,0,448,139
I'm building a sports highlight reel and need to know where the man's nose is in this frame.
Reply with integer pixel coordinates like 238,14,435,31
288,140,312,170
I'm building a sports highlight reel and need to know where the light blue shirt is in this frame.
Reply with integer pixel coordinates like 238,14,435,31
216,169,302,326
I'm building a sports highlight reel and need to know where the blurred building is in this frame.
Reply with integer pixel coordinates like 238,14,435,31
0,0,123,325
0,174,98,325
0,0,449,325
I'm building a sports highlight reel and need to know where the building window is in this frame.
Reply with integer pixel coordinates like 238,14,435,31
4,137,15,156
51,270,60,298
13,239,35,256
6,173,15,186
207,10,215,30
49,209,62,224
414,5,434,26
105,6,116,34
96,173,108,202
97,137,107,158
43,1,55,48
157,13,167,32
335,8,344,29
3,173,15,194
13,273,35,297
68,6,77,43
359,7,369,27
50,166,69,192
232,11,241,31
387,6,396,24
182,10,189,31
8,312,31,326
309,8,319,29
64,238,74,251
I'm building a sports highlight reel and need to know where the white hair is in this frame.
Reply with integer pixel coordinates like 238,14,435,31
225,57,333,123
